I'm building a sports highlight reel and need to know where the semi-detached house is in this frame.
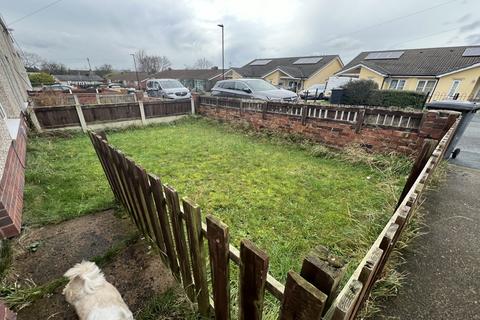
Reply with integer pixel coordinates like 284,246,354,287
236,55,344,91
336,46,480,102
0,16,31,238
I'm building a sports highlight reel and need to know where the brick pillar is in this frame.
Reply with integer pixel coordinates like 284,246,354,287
419,110,460,140
0,118,27,239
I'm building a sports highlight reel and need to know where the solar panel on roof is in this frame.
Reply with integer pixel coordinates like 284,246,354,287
293,57,323,64
463,47,480,57
250,59,272,66
365,51,404,60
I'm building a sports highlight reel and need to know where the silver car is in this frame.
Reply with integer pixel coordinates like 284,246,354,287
211,79,298,102
146,79,191,100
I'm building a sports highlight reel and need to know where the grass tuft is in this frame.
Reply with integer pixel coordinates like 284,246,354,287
136,288,200,320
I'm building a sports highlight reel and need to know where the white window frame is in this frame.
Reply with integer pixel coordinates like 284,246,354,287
447,80,461,99
416,80,436,93
388,79,406,90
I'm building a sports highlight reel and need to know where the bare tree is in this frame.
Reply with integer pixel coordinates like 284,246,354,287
22,52,45,70
135,49,172,74
193,58,213,69
95,64,113,77
40,61,68,74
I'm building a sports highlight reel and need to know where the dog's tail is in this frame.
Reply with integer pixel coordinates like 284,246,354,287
64,261,105,294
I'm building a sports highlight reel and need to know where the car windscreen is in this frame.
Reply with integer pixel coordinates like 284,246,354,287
159,80,184,89
243,79,277,92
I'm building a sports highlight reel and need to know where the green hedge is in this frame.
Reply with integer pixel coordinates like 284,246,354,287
341,79,427,109
368,90,427,109
28,72,55,87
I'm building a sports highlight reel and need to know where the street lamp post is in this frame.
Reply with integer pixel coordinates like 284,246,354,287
217,24,224,80
130,53,140,90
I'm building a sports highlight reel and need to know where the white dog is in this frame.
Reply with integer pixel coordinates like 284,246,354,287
63,261,134,320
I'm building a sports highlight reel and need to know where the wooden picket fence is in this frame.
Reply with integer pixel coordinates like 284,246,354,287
88,115,458,319
88,131,347,320
322,118,459,319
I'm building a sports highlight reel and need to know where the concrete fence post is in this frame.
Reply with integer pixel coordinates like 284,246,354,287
355,109,366,133
138,100,147,126
138,100,147,125
95,94,101,104
73,95,88,132
190,95,195,114
28,107,43,133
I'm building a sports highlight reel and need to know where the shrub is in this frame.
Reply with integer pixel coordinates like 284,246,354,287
28,72,55,87
368,90,426,109
342,79,379,105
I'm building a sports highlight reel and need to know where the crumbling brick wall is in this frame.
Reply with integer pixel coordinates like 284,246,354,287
195,97,458,156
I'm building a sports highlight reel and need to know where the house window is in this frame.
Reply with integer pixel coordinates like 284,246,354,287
388,79,406,90
416,80,436,94
447,80,461,99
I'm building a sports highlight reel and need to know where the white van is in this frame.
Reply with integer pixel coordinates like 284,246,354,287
324,76,356,97
146,79,191,100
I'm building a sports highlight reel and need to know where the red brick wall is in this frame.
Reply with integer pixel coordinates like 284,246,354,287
197,104,457,156
0,118,27,239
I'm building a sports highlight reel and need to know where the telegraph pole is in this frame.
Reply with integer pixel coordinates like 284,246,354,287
130,53,140,90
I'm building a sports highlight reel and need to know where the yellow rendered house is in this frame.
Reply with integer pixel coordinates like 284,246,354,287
236,55,344,91
336,46,480,102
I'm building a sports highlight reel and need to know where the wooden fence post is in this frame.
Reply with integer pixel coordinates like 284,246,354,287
28,108,43,133
280,271,328,320
95,94,101,104
207,215,231,320
73,95,88,132
138,100,147,125
239,239,269,320
183,198,210,316
300,245,345,314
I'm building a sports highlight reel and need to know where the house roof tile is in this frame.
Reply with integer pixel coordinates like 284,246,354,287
341,45,480,77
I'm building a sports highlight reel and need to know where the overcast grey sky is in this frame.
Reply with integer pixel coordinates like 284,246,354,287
2,0,480,70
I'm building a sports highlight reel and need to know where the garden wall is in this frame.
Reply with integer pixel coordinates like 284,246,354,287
195,96,459,155
0,118,27,238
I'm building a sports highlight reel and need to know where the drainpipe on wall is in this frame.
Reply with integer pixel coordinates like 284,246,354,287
428,78,440,103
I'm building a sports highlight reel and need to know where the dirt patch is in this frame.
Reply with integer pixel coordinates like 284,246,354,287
8,210,133,284
6,210,177,319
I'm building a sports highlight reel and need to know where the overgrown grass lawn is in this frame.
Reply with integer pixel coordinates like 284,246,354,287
25,118,409,280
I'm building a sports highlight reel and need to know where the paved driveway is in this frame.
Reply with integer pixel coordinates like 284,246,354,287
450,113,480,169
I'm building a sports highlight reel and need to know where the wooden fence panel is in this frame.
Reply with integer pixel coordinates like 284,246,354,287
149,174,180,280
164,185,195,300
183,198,210,316
82,103,141,123
238,239,269,320
206,215,231,320
143,100,191,118
35,106,80,128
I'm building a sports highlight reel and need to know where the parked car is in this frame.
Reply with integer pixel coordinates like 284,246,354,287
42,84,74,93
299,84,326,99
211,79,298,102
146,79,191,99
